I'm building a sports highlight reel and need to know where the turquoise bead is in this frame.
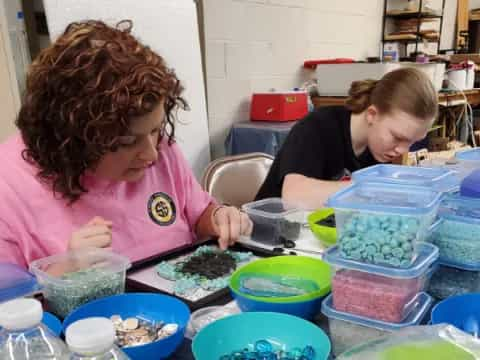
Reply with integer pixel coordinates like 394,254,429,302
382,245,392,255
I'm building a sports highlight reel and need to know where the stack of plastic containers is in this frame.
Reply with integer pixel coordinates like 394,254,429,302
321,166,447,356
428,170,480,300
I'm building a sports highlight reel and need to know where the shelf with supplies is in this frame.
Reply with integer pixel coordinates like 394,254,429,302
385,10,442,19
383,35,440,43
382,0,446,57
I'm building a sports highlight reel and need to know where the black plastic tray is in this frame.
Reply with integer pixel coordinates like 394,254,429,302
126,240,276,310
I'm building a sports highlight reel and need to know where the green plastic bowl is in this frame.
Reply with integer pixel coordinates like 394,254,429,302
308,208,337,248
229,256,331,304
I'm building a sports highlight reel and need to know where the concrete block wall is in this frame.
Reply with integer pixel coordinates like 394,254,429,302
202,0,384,158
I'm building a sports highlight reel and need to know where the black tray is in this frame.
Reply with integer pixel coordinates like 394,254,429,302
126,240,276,310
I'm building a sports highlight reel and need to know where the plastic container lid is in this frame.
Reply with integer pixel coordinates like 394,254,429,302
455,148,480,162
0,298,43,330
0,263,39,302
29,248,131,285
242,198,300,219
352,165,459,192
460,169,480,198
323,242,439,279
438,193,480,224
327,182,442,215
321,292,432,331
66,317,115,355
438,257,480,272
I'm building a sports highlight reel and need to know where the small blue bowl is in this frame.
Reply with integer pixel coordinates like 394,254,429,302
232,290,323,319
192,312,331,360
431,293,480,335
62,293,190,360
43,312,62,336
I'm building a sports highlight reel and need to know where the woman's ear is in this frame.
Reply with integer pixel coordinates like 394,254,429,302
366,105,379,126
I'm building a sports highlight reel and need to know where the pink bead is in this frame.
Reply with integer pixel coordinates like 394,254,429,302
332,269,423,323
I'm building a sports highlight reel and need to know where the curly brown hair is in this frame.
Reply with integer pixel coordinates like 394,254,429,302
16,20,187,202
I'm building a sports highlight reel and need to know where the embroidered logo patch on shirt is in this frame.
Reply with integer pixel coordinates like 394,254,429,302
147,192,176,226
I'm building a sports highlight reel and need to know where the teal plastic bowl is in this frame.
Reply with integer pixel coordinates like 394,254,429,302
192,312,331,360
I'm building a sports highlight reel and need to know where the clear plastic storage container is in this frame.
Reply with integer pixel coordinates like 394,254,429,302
242,198,304,245
352,164,460,193
327,182,442,267
324,243,438,323
66,317,130,359
428,265,480,300
321,292,433,357
0,263,39,303
0,298,70,359
30,248,131,318
429,194,480,270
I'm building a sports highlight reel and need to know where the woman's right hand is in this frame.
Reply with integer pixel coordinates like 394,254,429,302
68,216,113,250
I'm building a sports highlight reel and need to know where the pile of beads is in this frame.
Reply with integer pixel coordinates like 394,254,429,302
156,246,252,295
219,340,316,360
429,220,480,266
338,214,420,267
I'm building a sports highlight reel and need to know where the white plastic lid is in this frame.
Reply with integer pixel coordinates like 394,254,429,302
0,298,43,330
66,317,115,355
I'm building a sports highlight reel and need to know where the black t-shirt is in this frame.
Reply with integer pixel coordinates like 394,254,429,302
256,106,378,200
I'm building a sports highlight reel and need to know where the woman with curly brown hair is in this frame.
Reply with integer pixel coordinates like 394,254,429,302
0,20,252,267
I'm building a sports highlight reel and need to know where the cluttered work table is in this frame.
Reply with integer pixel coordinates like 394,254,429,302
6,160,480,359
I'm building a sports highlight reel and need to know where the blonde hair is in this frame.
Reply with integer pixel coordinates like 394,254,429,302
346,67,438,121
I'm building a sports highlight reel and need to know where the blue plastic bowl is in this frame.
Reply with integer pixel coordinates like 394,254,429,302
192,312,330,360
431,293,480,333
231,290,323,319
43,312,62,336
62,293,190,360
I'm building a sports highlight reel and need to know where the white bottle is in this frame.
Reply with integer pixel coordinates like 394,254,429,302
66,318,130,360
0,298,70,359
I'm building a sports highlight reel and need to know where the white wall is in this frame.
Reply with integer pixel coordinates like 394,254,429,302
202,0,383,158
0,0,21,141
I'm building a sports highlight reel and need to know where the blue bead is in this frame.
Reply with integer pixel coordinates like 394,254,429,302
255,340,273,354
231,351,243,360
302,346,315,360
290,347,303,358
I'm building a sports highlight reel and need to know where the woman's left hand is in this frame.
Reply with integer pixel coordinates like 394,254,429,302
213,206,253,250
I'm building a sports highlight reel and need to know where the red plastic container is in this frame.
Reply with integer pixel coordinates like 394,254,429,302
250,92,308,122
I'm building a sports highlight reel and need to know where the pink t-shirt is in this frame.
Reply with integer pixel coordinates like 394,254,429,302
0,135,214,268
